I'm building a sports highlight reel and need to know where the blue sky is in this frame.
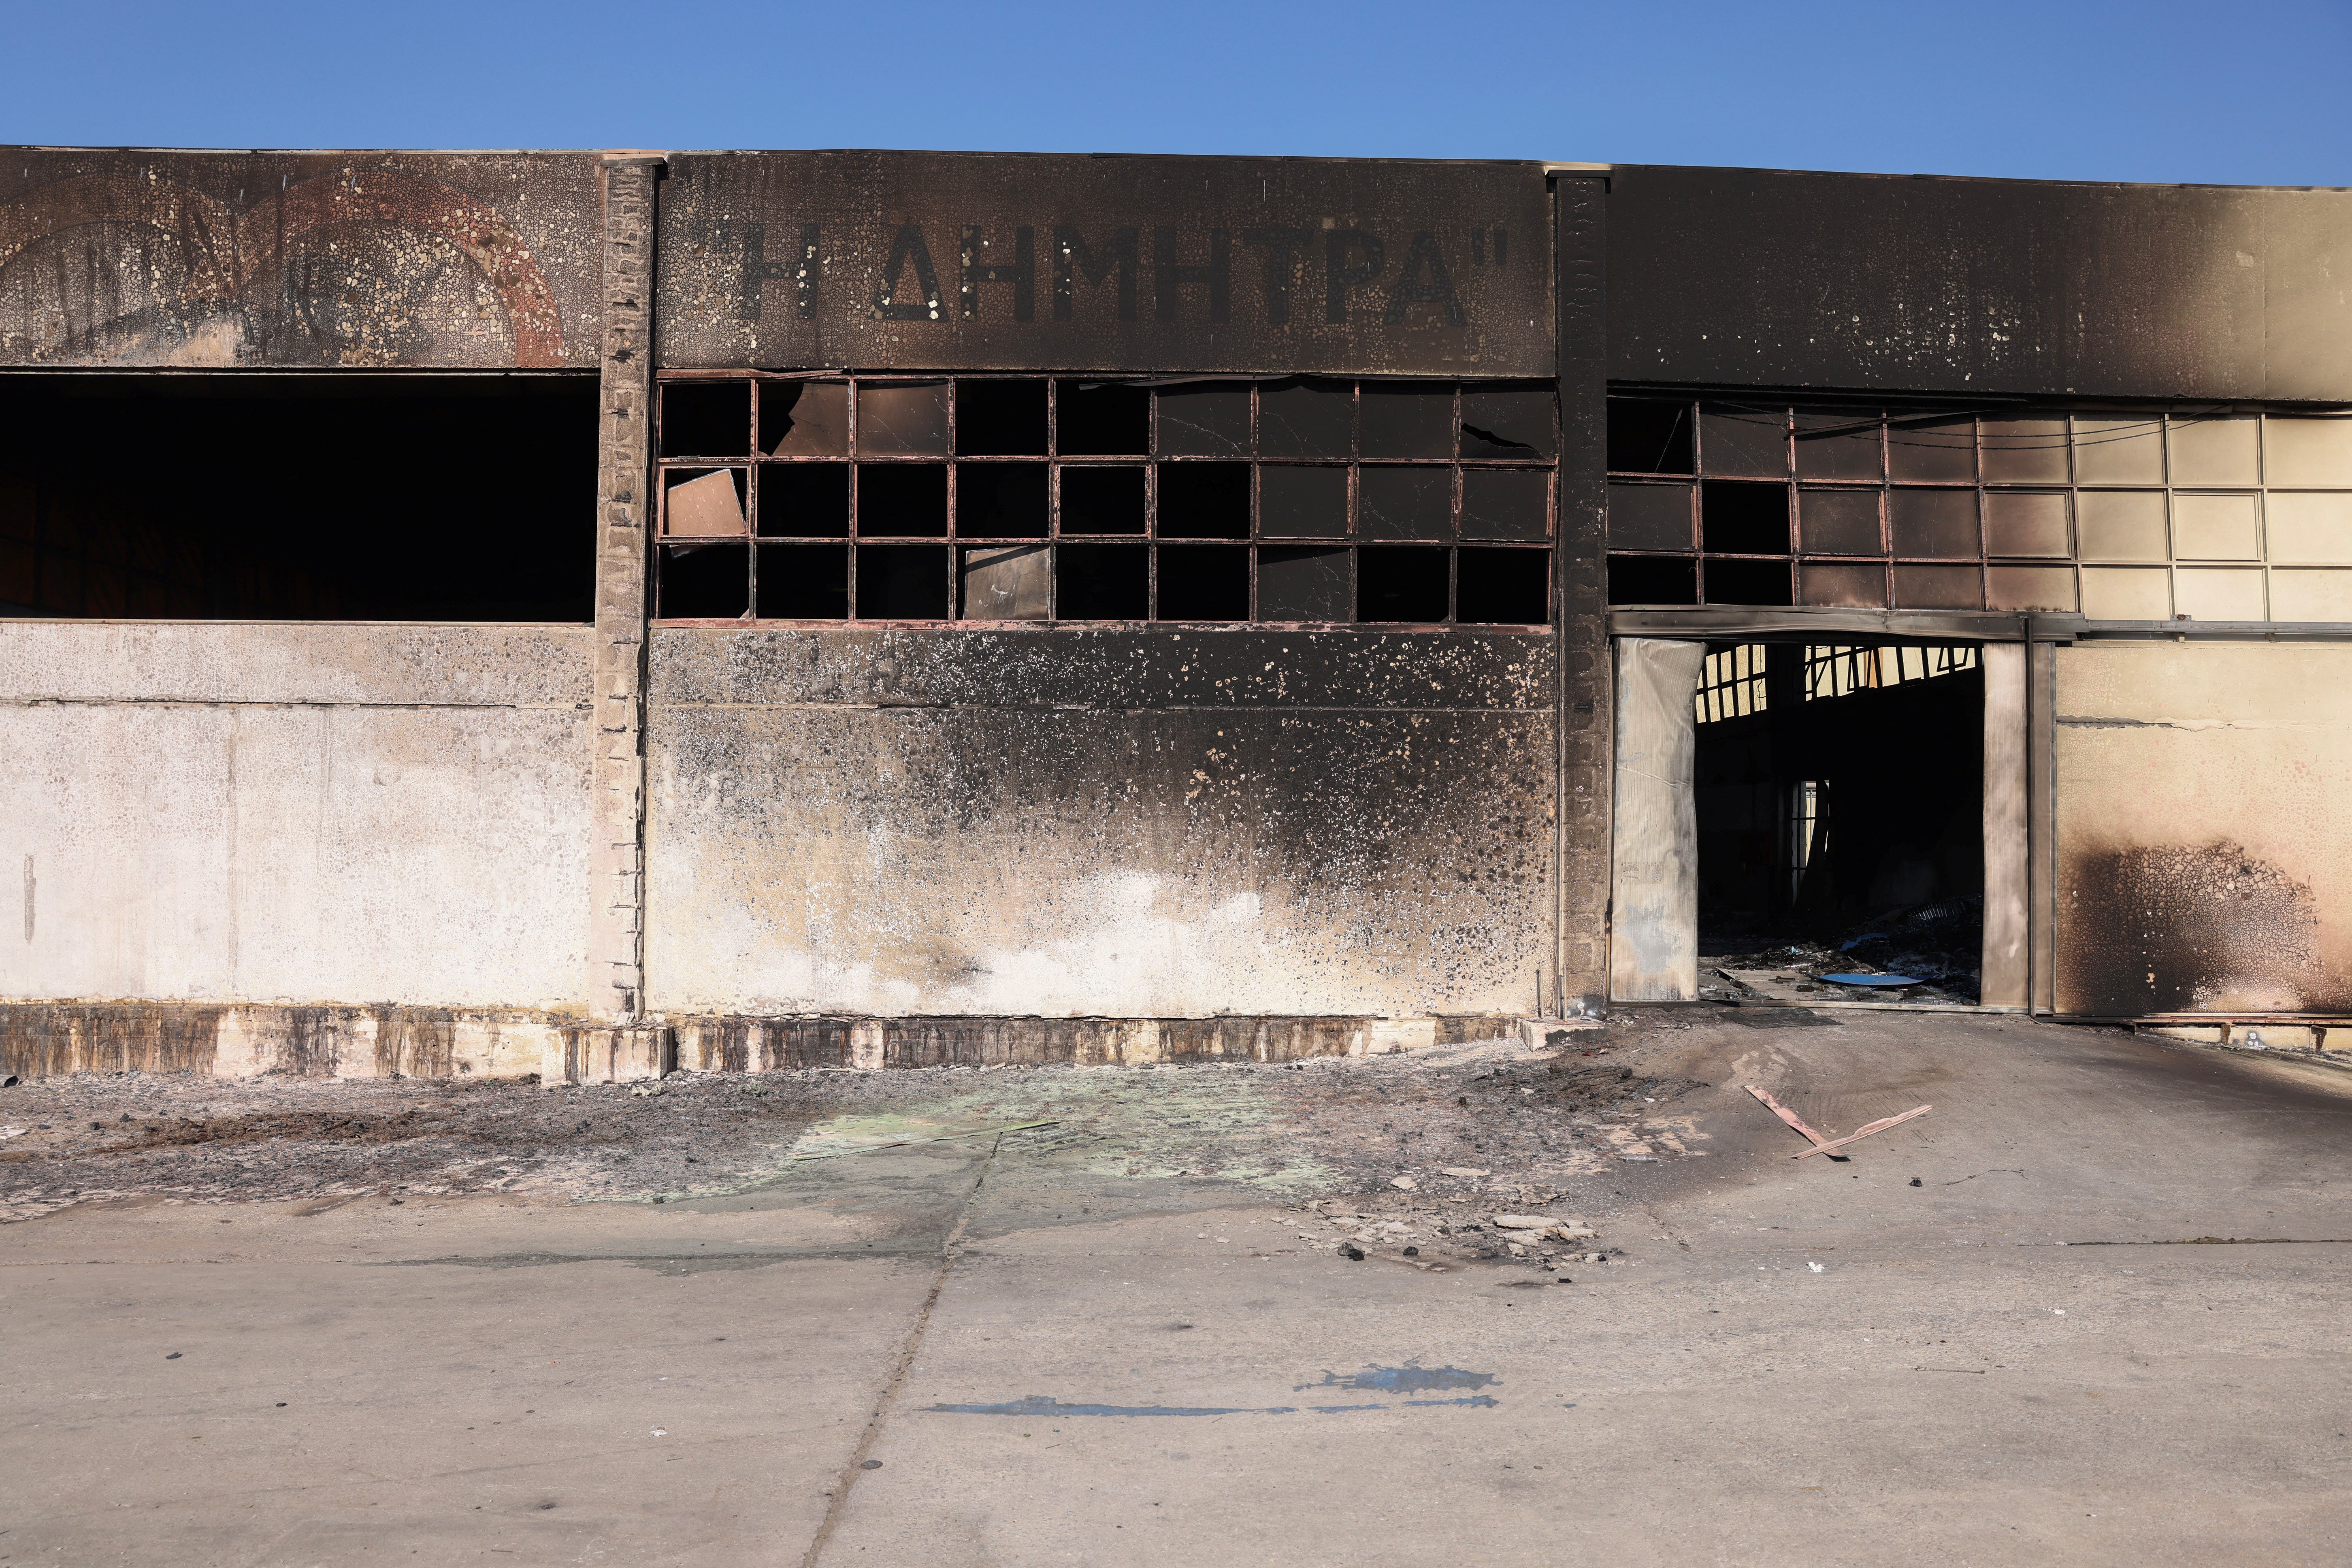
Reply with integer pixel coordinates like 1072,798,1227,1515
4,0,2347,187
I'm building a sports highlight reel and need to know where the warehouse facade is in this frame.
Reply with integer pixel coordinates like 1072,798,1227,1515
2,148,2347,1078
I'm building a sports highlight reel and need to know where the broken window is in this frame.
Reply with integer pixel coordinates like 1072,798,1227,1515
656,374,1555,625
0,373,595,621
1604,399,2352,622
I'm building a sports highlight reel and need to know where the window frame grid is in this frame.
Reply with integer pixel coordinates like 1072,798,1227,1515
1604,400,2352,620
652,372,1556,628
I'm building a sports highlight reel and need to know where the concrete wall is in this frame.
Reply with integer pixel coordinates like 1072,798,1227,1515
646,627,1556,1018
0,148,603,369
1608,166,2352,402
2054,641,2352,1015
1,624,593,1010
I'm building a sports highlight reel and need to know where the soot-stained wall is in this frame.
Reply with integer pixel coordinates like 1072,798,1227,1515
2055,642,2352,1016
1608,166,2352,402
1,624,594,1010
645,627,1556,1018
0,148,603,368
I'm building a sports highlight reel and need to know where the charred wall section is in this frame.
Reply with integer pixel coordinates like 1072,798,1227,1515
643,627,1556,1018
0,623,594,1010
2054,642,2352,1016
0,148,603,369
1608,166,2352,402
656,152,1554,376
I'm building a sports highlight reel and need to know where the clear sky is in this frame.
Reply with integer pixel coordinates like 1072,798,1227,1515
4,0,2347,187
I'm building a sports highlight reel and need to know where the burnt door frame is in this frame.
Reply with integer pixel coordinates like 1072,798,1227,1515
1602,607,2049,1010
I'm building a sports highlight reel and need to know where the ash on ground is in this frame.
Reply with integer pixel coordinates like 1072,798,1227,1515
0,1018,1711,1273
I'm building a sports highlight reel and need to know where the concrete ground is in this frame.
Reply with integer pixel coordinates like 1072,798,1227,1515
3,1011,2348,1566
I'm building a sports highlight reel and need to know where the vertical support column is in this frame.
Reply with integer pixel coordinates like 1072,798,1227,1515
1553,174,1611,1014
1609,639,1707,1001
589,153,664,1024
2027,638,2059,1014
1980,641,2029,1007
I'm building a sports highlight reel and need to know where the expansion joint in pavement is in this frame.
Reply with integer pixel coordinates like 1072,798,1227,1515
797,1133,1003,1568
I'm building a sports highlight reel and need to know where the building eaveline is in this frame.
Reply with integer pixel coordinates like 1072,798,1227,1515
2,149,2347,1081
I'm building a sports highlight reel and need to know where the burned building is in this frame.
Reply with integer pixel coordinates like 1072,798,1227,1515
2,147,2348,1079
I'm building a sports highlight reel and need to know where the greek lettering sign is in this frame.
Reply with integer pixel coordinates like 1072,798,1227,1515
656,152,1554,376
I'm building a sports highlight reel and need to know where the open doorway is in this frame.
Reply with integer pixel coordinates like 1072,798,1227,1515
1691,641,1986,1003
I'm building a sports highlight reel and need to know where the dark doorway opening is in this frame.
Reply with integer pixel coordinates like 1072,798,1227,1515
0,373,597,621
1694,641,1984,1000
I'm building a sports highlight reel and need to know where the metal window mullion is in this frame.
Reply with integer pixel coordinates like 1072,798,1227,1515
845,375,859,621
1146,450,1159,619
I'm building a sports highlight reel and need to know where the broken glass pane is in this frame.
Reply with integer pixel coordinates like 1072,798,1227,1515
1057,543,1148,618
1698,405,1787,478
1461,387,1557,459
1608,398,1693,474
956,380,1048,456
664,469,746,536
855,544,950,618
1359,466,1451,540
1257,546,1353,621
856,464,948,536
756,463,848,537
1792,409,1882,482
1608,482,1695,552
1155,545,1248,619
1358,546,1449,621
961,544,1050,618
1057,381,1150,455
754,544,848,618
1456,547,1549,623
1460,469,1549,540
1157,463,1250,538
1059,467,1146,534
1259,379,1353,458
956,463,1048,537
761,382,848,456
856,382,950,455
1156,383,1252,456
1260,466,1349,538
1359,383,1455,459
661,381,751,458
658,543,747,617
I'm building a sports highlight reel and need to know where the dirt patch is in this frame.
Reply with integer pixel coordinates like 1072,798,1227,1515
0,1019,1715,1227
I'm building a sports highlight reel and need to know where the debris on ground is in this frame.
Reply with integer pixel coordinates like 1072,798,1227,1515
0,1013,1711,1245
1746,1084,1933,1160
1710,897,1984,1005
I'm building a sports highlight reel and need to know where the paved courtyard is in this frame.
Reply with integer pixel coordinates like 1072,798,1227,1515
4,1010,2347,1565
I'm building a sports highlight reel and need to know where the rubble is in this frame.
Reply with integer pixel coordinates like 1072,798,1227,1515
1713,897,1985,1006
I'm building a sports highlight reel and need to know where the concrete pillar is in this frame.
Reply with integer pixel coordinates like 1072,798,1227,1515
1553,174,1611,1013
1608,638,1706,1001
589,154,664,1023
1979,641,2029,1007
